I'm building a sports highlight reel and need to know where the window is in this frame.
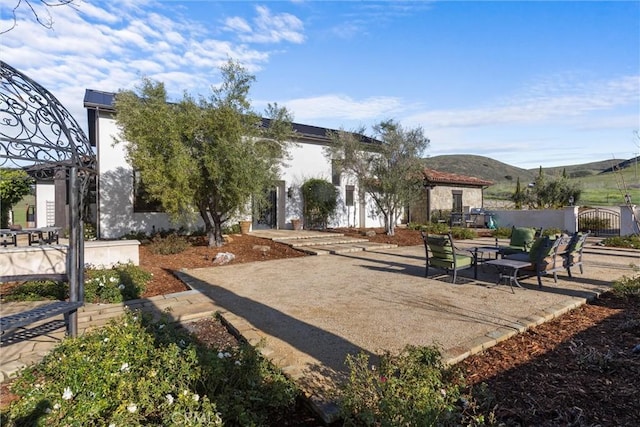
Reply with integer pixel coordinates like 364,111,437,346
331,159,341,186
133,170,163,212
345,185,355,206
452,190,463,213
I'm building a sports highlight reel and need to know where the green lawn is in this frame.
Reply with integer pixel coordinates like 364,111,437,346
9,194,35,227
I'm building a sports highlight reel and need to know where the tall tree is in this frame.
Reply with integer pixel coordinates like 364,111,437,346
325,120,430,236
0,169,33,228
511,176,525,209
115,60,293,247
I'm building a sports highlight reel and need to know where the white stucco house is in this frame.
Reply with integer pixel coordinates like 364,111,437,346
82,89,385,239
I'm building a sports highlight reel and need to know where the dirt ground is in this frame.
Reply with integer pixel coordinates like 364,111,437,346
139,228,640,426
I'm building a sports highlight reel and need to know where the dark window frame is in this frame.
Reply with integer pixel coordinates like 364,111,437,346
345,185,355,207
133,170,163,213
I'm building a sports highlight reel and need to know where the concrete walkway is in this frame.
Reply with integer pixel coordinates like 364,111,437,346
1,231,637,423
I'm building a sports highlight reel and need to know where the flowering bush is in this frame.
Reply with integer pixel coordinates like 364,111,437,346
1,310,298,426
339,345,492,426
84,263,151,303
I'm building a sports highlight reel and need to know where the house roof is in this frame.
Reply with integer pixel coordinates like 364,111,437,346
423,168,493,187
83,89,378,146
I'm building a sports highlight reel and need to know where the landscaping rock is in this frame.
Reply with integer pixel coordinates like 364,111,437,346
212,252,235,265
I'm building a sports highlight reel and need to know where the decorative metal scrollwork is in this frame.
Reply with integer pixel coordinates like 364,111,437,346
0,60,95,179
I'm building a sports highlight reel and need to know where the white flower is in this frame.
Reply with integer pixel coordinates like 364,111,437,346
118,284,125,290
110,277,118,283
183,390,189,396
103,338,109,343
109,424,116,427
120,362,130,372
166,394,174,405
53,403,61,410
224,352,231,358
158,324,165,330
193,393,200,402
45,408,52,414
235,360,242,366
127,403,137,413
217,352,225,359
62,387,73,400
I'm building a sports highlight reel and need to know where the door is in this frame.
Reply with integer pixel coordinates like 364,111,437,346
254,188,277,229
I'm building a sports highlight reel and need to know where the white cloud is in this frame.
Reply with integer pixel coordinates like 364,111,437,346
281,94,406,124
405,75,640,129
225,5,305,44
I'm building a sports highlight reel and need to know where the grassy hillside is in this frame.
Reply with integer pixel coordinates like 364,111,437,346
423,155,639,206
538,159,627,178
423,155,536,184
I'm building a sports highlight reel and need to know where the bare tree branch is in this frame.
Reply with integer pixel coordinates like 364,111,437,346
1,0,78,35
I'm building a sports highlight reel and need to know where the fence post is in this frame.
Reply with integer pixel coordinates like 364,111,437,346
563,205,578,234
620,205,639,236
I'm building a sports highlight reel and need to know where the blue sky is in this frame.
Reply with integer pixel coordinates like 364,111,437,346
2,0,639,169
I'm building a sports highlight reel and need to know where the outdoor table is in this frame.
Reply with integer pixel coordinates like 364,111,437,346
1,229,17,247
484,258,532,292
471,246,501,279
0,227,61,247
26,227,61,245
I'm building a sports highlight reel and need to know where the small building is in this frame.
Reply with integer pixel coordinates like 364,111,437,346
409,168,494,225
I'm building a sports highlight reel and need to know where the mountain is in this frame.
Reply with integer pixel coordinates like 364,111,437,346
422,155,535,184
422,154,629,184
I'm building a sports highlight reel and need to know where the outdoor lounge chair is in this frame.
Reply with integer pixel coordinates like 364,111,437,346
505,233,572,287
564,231,589,277
421,231,475,283
496,226,543,256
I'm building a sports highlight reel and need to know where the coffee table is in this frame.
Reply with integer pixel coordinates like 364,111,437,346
484,258,532,292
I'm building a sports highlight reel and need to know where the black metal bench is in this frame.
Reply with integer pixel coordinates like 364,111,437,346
1,300,83,335
1,273,80,336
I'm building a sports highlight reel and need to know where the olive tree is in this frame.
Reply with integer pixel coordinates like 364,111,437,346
325,120,430,236
115,60,293,246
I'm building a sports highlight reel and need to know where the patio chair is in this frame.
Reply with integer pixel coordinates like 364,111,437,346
496,226,543,257
564,231,589,277
505,233,572,287
421,231,475,283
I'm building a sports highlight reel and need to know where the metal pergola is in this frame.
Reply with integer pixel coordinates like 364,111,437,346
1,60,96,336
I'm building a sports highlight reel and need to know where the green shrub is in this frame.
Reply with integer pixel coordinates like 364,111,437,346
408,222,450,235
222,222,240,234
491,227,512,239
542,227,562,237
1,310,298,426
2,280,68,302
450,227,476,240
301,178,338,229
339,345,491,426
612,265,640,298
84,263,151,303
601,235,640,249
148,233,189,255
121,230,151,242
83,222,97,240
